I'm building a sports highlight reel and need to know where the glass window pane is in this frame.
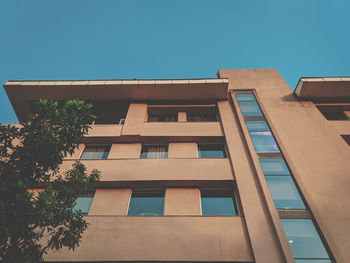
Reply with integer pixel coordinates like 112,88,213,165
236,93,256,102
198,144,226,158
128,191,164,216
237,101,263,117
281,219,330,260
250,131,280,153
148,115,177,122
140,145,168,158
260,158,290,176
73,196,93,215
246,120,270,132
295,260,332,263
201,190,237,215
187,113,218,122
265,176,306,209
81,145,110,160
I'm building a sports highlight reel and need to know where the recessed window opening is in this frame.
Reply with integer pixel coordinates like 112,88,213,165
92,101,129,124
140,144,168,159
198,144,227,158
200,189,238,216
317,106,350,121
128,190,164,216
80,145,111,160
73,192,94,215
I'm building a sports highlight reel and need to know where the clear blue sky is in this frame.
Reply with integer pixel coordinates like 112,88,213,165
1,0,349,123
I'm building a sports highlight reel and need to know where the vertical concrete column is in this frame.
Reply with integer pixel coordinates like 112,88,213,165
218,101,288,263
89,189,131,216
178,112,187,122
65,143,84,159
164,189,201,215
168,143,198,158
108,144,141,159
122,103,147,135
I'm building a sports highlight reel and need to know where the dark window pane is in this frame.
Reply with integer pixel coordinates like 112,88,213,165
250,131,280,153
128,191,164,216
73,195,93,215
281,219,330,260
265,176,306,209
80,145,110,159
187,113,218,122
148,115,177,122
198,144,226,158
321,111,348,120
201,190,237,215
140,145,168,158
236,93,256,102
237,101,263,117
260,158,290,176
246,120,270,132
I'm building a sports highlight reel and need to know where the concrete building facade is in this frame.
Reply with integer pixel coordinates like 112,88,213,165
4,69,350,263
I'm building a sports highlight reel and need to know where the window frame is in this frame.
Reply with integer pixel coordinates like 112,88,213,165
127,189,165,216
197,143,228,159
80,144,111,160
140,144,169,159
200,189,239,216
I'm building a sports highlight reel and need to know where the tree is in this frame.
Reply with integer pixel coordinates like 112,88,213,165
0,99,101,262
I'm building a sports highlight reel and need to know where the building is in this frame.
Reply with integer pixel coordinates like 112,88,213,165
3,69,350,263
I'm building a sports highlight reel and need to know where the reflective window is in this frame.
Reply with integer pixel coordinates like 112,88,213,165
246,120,270,132
128,190,164,216
250,131,280,153
265,176,306,209
73,194,94,215
260,158,290,176
295,260,332,263
201,190,237,215
140,145,168,158
80,145,110,160
236,93,256,102
198,144,226,158
281,219,330,261
237,101,263,117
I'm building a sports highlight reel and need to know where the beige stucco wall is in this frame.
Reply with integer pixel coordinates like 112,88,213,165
108,143,141,159
219,68,350,263
122,103,147,135
45,216,253,262
61,159,234,182
164,188,201,215
168,143,198,158
89,189,131,216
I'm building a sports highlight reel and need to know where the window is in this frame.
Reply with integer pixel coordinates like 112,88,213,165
341,135,350,146
236,93,263,117
200,190,237,216
148,114,177,122
198,144,226,158
281,219,330,262
187,113,218,122
80,145,110,159
140,145,168,158
260,159,306,209
92,101,129,124
320,110,349,121
128,190,164,216
246,120,280,153
73,193,94,215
